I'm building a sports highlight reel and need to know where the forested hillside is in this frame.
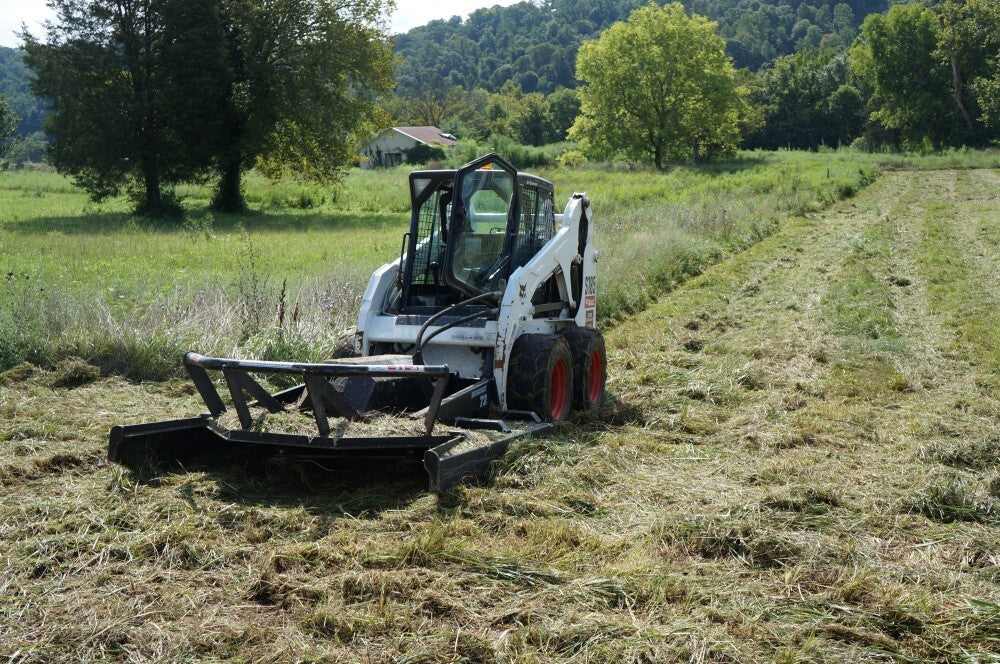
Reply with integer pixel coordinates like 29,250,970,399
393,0,888,94
0,46,43,135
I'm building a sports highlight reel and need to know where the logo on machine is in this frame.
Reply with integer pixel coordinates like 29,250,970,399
584,295,596,309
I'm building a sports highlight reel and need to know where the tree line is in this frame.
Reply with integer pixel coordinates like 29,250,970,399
393,0,887,94
0,0,996,208
390,0,998,160
747,0,999,151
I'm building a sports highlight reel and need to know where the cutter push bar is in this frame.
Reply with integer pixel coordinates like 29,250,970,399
108,352,550,493
183,351,453,437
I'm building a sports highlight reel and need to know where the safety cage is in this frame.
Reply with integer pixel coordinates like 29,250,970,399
398,154,557,314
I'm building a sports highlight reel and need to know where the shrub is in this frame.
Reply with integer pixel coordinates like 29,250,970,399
557,149,587,168
403,143,447,164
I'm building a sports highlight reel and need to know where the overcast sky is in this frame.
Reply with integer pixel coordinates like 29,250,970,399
0,0,523,47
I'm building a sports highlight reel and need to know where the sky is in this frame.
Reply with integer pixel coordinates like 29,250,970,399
0,0,523,47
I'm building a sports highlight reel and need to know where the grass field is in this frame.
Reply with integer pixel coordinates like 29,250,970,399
0,153,998,661
0,150,884,379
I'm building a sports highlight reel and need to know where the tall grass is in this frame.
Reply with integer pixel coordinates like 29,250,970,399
0,150,883,380
542,151,879,320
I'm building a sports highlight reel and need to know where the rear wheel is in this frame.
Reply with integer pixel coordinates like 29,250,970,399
507,334,575,421
561,327,607,408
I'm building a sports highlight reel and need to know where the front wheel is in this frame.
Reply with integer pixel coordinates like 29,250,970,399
507,334,575,421
561,327,607,409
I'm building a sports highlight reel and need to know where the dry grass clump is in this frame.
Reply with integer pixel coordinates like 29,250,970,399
45,357,101,388
919,437,1000,470
0,361,37,384
905,472,999,524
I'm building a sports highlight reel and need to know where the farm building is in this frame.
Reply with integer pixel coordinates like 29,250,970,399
361,126,459,168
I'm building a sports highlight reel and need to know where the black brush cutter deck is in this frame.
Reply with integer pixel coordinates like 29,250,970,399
109,352,551,493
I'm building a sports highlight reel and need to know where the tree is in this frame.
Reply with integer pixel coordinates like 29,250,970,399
0,47,46,136
394,77,466,128
747,49,864,149
547,87,581,141
210,0,394,212
570,3,748,167
509,92,554,146
935,0,1000,136
850,3,959,149
23,0,229,214
0,95,16,164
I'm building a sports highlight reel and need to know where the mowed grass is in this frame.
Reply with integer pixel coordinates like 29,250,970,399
0,150,882,380
0,167,997,661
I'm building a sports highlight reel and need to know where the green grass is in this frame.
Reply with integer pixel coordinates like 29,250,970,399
0,150,881,380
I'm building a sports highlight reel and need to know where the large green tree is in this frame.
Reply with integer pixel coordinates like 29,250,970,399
570,3,748,167
23,0,229,213
210,0,394,212
936,0,1000,135
850,3,959,149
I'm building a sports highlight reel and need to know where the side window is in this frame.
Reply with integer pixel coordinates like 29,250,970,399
410,185,450,285
512,184,554,269
539,195,555,244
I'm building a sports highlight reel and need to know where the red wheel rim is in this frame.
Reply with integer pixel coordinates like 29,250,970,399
588,350,604,403
550,358,568,420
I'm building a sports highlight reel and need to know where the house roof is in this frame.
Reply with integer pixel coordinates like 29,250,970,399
393,126,459,146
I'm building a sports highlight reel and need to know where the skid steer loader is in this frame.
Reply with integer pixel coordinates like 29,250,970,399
109,154,606,492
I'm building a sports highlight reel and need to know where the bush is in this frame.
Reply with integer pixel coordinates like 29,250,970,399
557,149,587,168
403,143,447,164
449,135,575,169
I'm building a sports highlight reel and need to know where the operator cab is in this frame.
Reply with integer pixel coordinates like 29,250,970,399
398,154,558,314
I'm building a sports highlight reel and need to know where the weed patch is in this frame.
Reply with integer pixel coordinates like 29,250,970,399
906,473,999,524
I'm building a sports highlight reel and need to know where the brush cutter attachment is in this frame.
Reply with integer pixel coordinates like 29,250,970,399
109,352,550,492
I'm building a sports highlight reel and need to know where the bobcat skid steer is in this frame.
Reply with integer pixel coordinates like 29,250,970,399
109,154,606,492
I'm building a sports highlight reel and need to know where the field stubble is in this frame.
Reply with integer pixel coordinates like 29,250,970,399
0,160,997,660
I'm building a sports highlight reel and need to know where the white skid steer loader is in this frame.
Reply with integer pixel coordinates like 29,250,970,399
109,154,606,492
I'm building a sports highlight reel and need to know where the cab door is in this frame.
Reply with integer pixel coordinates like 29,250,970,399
444,153,519,296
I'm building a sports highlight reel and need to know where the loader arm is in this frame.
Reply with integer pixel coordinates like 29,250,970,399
494,194,594,409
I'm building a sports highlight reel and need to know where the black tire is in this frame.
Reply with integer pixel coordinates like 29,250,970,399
507,333,575,421
561,327,607,409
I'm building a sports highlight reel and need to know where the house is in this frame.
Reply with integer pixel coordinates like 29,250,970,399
361,126,459,168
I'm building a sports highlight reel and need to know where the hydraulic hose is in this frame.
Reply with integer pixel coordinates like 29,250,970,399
413,291,501,364
417,308,500,361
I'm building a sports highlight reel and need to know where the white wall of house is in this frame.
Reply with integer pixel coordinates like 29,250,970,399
361,129,421,168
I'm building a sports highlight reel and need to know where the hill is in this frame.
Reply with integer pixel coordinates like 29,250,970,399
393,0,890,94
